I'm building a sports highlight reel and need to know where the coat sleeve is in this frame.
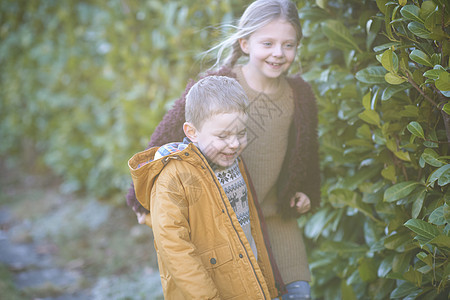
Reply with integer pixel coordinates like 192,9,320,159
152,166,220,299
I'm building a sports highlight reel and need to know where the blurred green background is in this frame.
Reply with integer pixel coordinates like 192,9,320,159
1,0,449,299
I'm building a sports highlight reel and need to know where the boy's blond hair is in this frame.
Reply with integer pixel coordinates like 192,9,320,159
185,76,249,130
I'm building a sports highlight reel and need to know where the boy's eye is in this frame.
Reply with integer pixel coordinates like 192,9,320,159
262,42,272,46
284,43,296,48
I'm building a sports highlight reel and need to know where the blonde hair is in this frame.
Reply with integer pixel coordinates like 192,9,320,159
185,76,249,130
204,0,303,69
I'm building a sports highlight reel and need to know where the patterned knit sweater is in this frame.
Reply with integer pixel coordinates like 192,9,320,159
212,160,257,260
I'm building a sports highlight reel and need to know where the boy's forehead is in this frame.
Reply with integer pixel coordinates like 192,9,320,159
205,112,248,130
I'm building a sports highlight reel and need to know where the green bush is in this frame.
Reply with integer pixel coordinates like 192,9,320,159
0,0,241,199
299,0,449,298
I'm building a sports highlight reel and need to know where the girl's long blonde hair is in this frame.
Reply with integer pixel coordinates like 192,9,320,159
203,0,303,70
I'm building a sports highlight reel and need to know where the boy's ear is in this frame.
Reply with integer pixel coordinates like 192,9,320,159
183,122,198,142
239,38,249,55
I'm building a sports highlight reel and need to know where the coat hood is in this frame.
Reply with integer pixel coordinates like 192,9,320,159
128,142,199,212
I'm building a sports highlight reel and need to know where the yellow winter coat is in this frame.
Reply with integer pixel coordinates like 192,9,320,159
128,143,278,299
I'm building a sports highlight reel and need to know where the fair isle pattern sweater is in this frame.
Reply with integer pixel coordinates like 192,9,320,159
212,160,257,259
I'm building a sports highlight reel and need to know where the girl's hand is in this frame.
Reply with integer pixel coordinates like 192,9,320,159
290,192,311,214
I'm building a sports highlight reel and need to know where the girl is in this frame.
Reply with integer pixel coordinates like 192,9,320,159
126,0,320,299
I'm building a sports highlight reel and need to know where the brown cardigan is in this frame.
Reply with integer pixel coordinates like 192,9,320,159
126,66,321,218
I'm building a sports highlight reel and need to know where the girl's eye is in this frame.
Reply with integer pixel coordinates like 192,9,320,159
262,42,272,47
284,43,295,48
218,135,227,139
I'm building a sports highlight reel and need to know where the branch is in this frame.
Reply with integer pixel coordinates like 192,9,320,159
406,72,439,107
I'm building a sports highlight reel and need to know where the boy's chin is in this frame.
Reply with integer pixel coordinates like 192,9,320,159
214,159,235,169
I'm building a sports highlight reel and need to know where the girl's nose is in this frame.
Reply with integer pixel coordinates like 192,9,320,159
272,44,284,57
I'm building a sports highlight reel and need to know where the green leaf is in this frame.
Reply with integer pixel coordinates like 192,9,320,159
404,219,440,240
376,0,389,15
362,92,371,110
442,91,450,97
443,103,450,115
381,83,410,100
428,164,450,187
320,240,368,254
421,148,445,167
411,187,426,218
373,42,401,52
407,121,425,139
386,139,411,162
403,266,422,286
416,252,432,266
381,164,396,182
428,205,447,226
322,20,362,52
420,1,437,20
384,181,422,202
429,234,450,248
431,53,441,66
358,110,381,126
400,5,423,23
409,49,433,67
385,72,407,85
423,69,440,79
341,280,357,300
378,255,394,277
355,66,387,84
407,22,431,39
435,71,450,91
392,252,414,274
424,9,436,31
381,49,399,73
298,7,330,22
305,208,336,240
358,257,378,282
384,232,414,251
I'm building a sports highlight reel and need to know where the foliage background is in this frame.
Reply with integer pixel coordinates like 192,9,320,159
0,0,448,299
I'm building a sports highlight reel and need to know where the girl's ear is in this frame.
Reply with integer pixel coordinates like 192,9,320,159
183,122,198,142
239,38,249,55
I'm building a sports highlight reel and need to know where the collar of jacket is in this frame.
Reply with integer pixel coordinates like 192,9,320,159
128,142,241,211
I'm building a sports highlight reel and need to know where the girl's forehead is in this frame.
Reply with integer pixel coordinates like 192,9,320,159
250,19,297,39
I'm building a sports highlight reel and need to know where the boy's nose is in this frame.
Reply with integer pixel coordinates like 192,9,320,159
228,136,240,149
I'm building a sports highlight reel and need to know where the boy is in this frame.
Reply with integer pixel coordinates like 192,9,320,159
128,76,278,299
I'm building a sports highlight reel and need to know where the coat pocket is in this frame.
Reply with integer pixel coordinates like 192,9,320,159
199,244,247,299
